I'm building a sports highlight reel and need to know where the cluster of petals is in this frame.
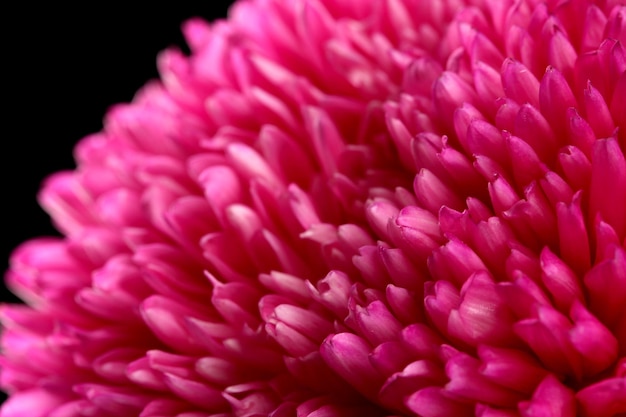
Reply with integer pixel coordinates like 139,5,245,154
1,0,625,416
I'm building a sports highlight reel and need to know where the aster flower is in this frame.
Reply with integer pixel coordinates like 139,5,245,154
2,0,625,416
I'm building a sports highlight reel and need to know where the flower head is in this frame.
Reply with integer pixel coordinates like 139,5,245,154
2,1,625,416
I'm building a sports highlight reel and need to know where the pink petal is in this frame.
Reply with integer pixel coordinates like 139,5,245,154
518,375,576,417
589,137,626,239
406,387,473,417
0,389,68,417
320,333,383,399
576,377,626,417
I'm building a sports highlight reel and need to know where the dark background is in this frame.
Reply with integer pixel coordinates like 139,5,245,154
2,1,234,404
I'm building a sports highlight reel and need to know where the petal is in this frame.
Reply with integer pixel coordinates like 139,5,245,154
576,377,626,417
518,375,576,417
320,333,383,399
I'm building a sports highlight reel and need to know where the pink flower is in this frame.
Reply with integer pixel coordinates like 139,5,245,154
2,0,625,416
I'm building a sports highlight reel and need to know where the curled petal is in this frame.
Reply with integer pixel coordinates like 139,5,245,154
514,305,582,379
569,301,619,377
584,246,626,330
518,375,576,417
320,333,383,399
539,247,584,312
539,66,577,138
478,345,548,394
501,58,540,109
406,387,474,417
590,137,626,239
576,377,626,417
448,272,518,347
446,351,525,407
0,389,69,417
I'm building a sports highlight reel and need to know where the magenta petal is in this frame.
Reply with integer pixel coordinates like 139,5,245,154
584,81,615,138
364,200,399,242
268,303,334,343
539,66,577,137
514,305,582,379
265,320,321,356
0,389,68,417
473,62,505,116
569,301,619,376
162,373,228,411
558,146,592,191
438,139,485,197
539,247,584,311
378,359,447,412
210,280,263,328
303,106,345,177
589,137,626,239
475,404,519,417
259,271,310,304
424,280,460,337
428,238,488,287
478,345,548,394
378,247,424,291
308,270,352,318
92,347,144,383
400,323,445,361
258,124,316,187
501,59,540,109
576,377,626,417
454,103,487,154
139,399,194,417
594,218,621,262
488,176,520,215
353,300,403,345
147,350,196,380
448,272,517,347
518,375,576,417
37,172,96,235
125,357,168,392
445,351,525,407
405,387,473,417
74,384,154,414
506,133,546,188
140,296,208,354
385,284,424,325
609,70,625,128
47,400,93,417
583,246,626,330
223,383,280,416
547,24,577,79
413,169,465,214
393,205,442,262
556,192,591,275
565,108,596,158
433,71,480,128
387,116,417,169
353,245,392,290
195,357,247,386
495,98,520,133
465,120,508,166
198,165,243,226
284,352,360,399
226,142,284,189
369,341,412,376
320,333,383,399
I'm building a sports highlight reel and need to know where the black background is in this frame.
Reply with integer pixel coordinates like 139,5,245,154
2,1,235,404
